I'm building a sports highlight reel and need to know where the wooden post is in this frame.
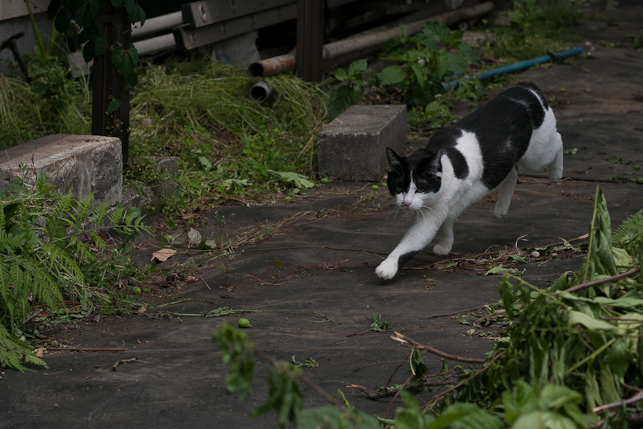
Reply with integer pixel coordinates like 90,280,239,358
92,2,131,169
296,0,324,82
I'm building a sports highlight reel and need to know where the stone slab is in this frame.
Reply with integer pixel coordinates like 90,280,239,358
318,104,407,181
0,134,122,206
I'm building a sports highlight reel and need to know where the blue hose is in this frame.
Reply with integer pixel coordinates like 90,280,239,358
443,47,584,89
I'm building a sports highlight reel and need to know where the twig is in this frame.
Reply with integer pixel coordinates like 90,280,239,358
562,267,640,294
593,390,643,413
46,347,127,352
348,379,456,400
425,304,490,319
391,332,486,363
21,309,45,325
112,355,140,371
420,350,507,410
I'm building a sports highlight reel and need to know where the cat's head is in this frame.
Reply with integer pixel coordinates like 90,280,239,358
385,147,443,209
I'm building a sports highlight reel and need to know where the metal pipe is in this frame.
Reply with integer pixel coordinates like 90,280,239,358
443,47,584,89
248,53,297,78
247,2,495,78
249,82,275,102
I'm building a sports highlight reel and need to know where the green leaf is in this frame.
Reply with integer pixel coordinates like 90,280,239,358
106,98,121,113
348,58,367,77
332,68,348,81
379,66,406,85
446,53,469,74
567,310,617,332
268,170,314,189
329,85,353,119
74,0,101,27
111,44,139,76
54,10,72,35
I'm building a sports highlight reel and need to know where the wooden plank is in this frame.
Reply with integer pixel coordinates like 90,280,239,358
175,3,296,51
181,0,295,29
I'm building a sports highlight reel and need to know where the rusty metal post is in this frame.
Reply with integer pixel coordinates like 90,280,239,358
92,2,131,169
296,0,323,82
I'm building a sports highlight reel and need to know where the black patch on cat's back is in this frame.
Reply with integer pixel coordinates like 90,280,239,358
425,128,469,180
450,83,549,189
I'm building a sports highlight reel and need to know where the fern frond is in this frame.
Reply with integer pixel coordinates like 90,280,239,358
613,210,643,256
0,323,47,371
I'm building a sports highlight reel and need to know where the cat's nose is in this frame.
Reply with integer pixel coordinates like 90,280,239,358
403,200,412,207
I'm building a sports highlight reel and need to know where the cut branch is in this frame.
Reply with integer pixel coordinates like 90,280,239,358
420,350,507,410
391,332,486,363
46,347,127,352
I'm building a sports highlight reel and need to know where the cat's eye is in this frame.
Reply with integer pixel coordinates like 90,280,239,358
395,186,404,193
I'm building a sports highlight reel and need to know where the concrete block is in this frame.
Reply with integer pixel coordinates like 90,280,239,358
318,104,407,181
0,134,122,206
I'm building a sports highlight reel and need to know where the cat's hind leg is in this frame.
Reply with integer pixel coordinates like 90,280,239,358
548,132,563,182
493,168,518,219
433,217,455,255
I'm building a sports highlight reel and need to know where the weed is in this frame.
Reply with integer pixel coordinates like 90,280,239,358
0,173,151,371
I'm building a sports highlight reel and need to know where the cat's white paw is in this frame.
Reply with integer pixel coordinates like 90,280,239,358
493,209,506,219
433,244,452,256
376,258,398,280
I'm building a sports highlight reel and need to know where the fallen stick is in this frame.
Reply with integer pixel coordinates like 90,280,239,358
420,350,507,410
46,347,127,352
113,355,140,371
593,389,643,413
391,332,486,364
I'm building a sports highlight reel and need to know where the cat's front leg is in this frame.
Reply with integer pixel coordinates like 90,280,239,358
376,218,442,280
376,251,418,280
432,217,455,255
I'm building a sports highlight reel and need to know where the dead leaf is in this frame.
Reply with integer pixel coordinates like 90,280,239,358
138,306,147,313
36,348,44,358
152,248,177,262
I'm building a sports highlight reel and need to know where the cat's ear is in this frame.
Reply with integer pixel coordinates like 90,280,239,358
386,147,402,167
426,149,443,174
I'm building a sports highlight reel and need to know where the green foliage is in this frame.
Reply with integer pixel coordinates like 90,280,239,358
129,62,327,212
368,313,391,331
0,173,152,371
48,0,146,111
479,0,584,62
379,22,478,107
329,22,479,117
452,186,642,426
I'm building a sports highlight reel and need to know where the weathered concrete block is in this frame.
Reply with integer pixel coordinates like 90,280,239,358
0,134,122,206
318,104,407,181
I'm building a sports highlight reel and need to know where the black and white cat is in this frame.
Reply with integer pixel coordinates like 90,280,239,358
376,82,563,280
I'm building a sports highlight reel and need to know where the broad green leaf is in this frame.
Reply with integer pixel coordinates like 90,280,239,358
268,171,314,189
74,0,101,27
348,58,367,77
379,66,406,85
54,10,72,35
603,337,631,377
427,402,504,429
539,384,583,411
329,85,353,119
458,41,480,64
446,52,469,74
435,52,450,78
333,68,348,81
513,411,577,429
111,44,139,76
611,246,633,267
410,63,425,89
106,98,121,113
567,310,617,332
